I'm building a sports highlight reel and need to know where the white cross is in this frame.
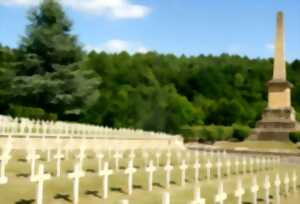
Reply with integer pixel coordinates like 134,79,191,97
179,160,188,186
215,182,227,204
193,159,201,183
292,171,297,193
76,148,86,170
113,151,123,170
119,200,129,204
99,162,113,199
96,152,104,173
251,176,259,204
205,159,212,180
146,160,157,191
263,175,271,204
162,192,170,204
216,159,223,179
274,173,281,204
129,149,135,161
53,148,64,177
191,187,205,204
68,163,85,204
284,173,290,196
26,149,40,179
164,162,174,189
125,160,137,195
0,151,11,184
242,157,247,174
155,151,161,167
234,178,245,204
30,164,51,204
235,158,240,175
249,157,254,173
226,159,231,176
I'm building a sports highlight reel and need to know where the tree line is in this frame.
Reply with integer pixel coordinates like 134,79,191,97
1,0,300,140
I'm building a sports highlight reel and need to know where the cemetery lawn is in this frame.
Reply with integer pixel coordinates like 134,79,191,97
215,141,300,153
1,150,300,204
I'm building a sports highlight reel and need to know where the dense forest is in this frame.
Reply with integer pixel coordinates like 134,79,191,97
1,0,300,141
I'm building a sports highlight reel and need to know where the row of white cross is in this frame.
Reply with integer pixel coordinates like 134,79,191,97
119,171,298,204
0,115,179,139
0,151,280,204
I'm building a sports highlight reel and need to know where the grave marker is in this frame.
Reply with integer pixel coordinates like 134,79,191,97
99,162,113,199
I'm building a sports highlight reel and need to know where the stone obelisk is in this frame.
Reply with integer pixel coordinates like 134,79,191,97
252,11,296,141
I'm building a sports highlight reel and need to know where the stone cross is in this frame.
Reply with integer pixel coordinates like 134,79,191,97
234,178,245,204
205,159,212,180
284,173,290,195
179,160,188,186
292,171,297,193
26,149,40,179
68,163,85,204
249,157,254,173
129,149,135,161
125,160,137,195
119,200,129,204
235,158,240,175
263,175,271,204
191,186,205,204
145,160,157,191
113,151,123,170
193,158,201,183
215,182,227,204
274,173,281,204
242,157,247,174
226,159,231,176
256,158,261,172
216,159,223,179
30,164,51,204
251,176,259,204
54,148,64,177
162,192,170,204
99,162,113,199
76,148,86,170
155,151,161,167
0,151,11,184
163,162,174,189
97,152,104,173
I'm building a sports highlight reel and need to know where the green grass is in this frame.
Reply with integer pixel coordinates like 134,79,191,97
0,149,299,204
214,141,300,153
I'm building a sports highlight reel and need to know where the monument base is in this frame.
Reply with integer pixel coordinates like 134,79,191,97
249,107,296,141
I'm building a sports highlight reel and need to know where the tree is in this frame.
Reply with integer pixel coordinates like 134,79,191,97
11,0,100,120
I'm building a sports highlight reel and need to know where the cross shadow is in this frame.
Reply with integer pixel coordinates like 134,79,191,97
85,190,101,199
153,182,163,188
110,187,126,194
242,202,251,204
170,181,176,185
54,193,72,202
86,169,96,173
16,173,30,178
15,199,35,204
133,184,142,189
18,158,27,163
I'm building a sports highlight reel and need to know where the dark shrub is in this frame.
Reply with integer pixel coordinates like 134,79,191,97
289,132,300,143
233,124,251,141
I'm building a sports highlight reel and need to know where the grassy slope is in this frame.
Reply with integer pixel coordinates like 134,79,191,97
0,149,299,204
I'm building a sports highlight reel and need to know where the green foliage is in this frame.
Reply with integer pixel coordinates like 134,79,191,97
181,125,234,143
232,124,251,141
8,104,57,120
289,132,300,143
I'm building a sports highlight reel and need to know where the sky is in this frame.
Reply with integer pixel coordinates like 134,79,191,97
0,0,300,61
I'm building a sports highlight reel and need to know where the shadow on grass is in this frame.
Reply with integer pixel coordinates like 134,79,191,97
133,184,142,189
54,193,72,202
85,190,101,199
153,182,164,188
110,187,126,194
15,199,35,204
16,173,30,178
86,169,96,173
